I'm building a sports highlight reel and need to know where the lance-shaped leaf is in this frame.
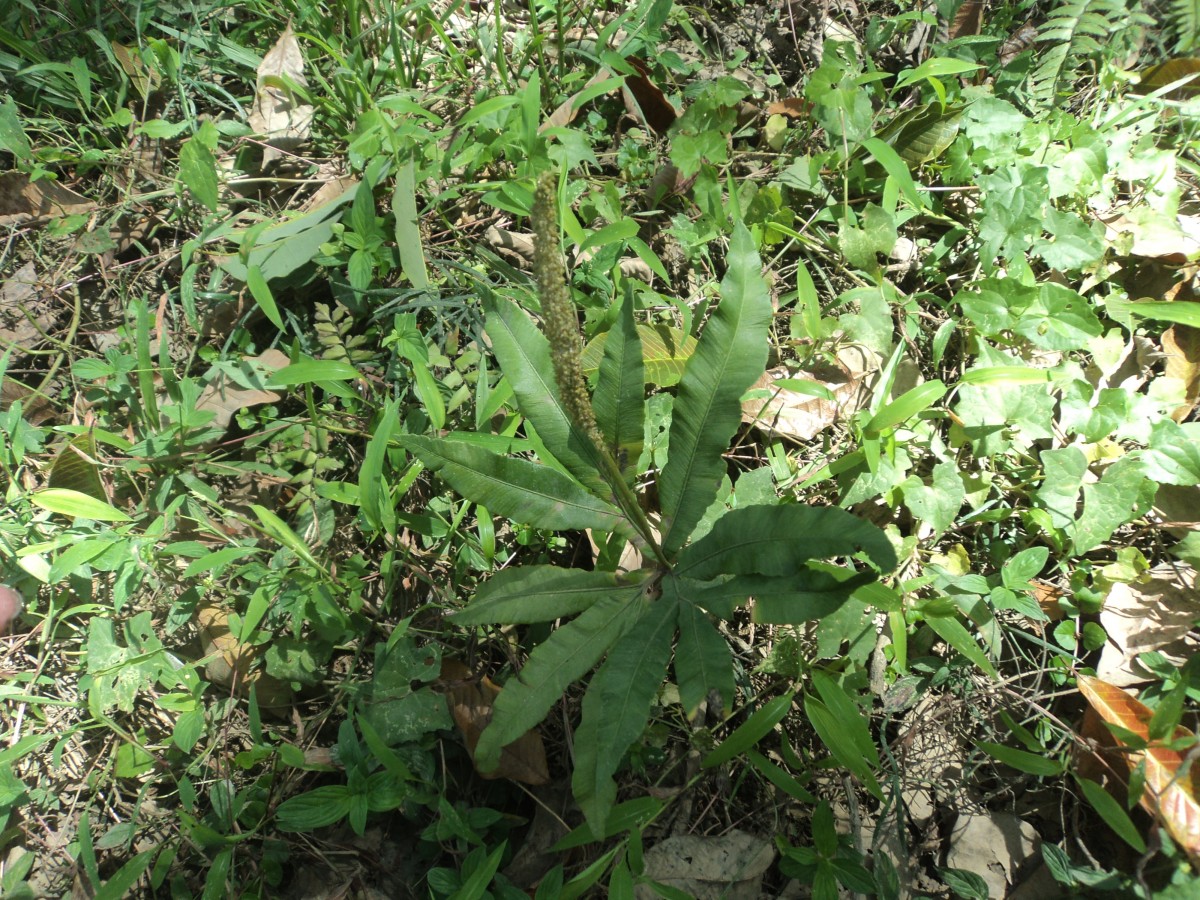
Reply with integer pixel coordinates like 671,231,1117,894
454,565,649,625
676,505,897,579
583,323,698,388
673,593,734,715
573,594,677,837
592,285,645,471
475,584,650,770
399,436,631,537
673,568,869,624
484,296,613,499
658,224,772,556
1076,673,1200,865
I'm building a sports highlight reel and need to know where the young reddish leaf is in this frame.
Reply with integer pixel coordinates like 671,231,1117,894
1076,673,1200,864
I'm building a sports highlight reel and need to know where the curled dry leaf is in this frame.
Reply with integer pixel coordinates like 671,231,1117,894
1076,673,1200,865
741,345,880,441
1097,563,1200,686
196,604,294,712
247,21,314,166
439,659,549,785
622,56,678,135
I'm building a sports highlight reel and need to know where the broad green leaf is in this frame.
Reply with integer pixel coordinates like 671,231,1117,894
864,380,946,435
582,323,698,388
399,436,631,535
454,566,649,625
0,97,32,162
484,296,612,499
592,286,646,469
573,594,677,836
1076,777,1147,853
476,587,648,769
275,785,351,831
677,505,896,579
703,693,794,768
553,797,664,850
250,504,322,570
978,741,1064,776
810,672,879,766
246,264,284,330
360,398,399,534
875,102,962,165
925,614,999,678
32,488,131,522
746,749,814,801
673,597,734,714
658,223,771,555
267,358,361,385
861,136,926,210
805,695,884,800
393,158,429,289
449,842,506,900
93,850,155,900
1107,297,1200,328
178,137,218,211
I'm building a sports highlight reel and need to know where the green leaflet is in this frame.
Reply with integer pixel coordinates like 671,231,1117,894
591,285,646,472
572,593,677,837
398,435,632,536
804,695,883,801
676,505,897,579
673,597,734,715
657,223,772,555
475,585,649,769
454,565,648,625
484,296,613,500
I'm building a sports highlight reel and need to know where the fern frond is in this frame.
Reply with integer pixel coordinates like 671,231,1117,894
1028,0,1141,108
1171,0,1200,52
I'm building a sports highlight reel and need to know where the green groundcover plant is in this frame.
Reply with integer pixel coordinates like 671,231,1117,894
400,172,897,836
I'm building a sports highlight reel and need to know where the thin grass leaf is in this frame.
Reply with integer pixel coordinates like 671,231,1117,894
703,693,794,768
399,436,631,535
658,224,772,555
805,695,884,800
573,593,677,836
475,586,648,769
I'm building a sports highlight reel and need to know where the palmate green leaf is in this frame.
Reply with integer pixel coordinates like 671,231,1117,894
399,436,632,536
591,285,645,470
484,296,613,500
677,505,896,579
573,593,677,837
673,596,734,714
658,224,772,555
475,585,650,769
454,565,648,625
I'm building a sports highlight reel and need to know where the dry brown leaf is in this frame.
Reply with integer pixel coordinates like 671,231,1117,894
0,172,95,226
440,659,549,785
196,604,294,711
1076,674,1200,865
764,98,811,119
0,584,22,635
1162,324,1200,421
542,70,616,131
948,0,985,39
247,22,313,166
640,830,775,900
622,56,677,135
196,349,289,431
1097,563,1200,686
998,23,1038,67
0,261,55,354
1101,208,1200,263
741,345,879,441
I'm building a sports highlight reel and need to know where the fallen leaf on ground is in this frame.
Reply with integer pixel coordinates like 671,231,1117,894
741,345,879,441
638,830,774,900
247,22,313,166
0,173,95,226
1097,562,1200,686
622,57,677,135
1076,674,1200,865
1162,324,1200,421
196,349,289,431
196,604,293,711
439,659,549,785
0,585,22,634
945,810,1040,898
